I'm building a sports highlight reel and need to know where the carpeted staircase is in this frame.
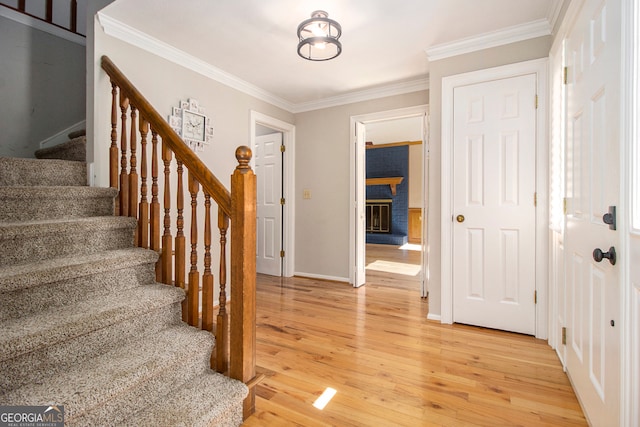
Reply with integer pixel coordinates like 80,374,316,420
0,134,247,426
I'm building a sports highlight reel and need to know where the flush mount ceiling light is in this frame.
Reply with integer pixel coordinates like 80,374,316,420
297,10,342,61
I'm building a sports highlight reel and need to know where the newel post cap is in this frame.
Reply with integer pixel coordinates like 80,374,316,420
235,146,253,171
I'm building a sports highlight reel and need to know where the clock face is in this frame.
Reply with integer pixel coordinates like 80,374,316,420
182,110,206,142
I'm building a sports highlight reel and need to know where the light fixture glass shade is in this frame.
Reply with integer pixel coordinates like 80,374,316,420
297,10,342,61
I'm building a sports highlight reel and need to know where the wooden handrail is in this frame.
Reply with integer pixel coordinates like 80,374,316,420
101,56,232,216
3,1,83,37
101,55,256,419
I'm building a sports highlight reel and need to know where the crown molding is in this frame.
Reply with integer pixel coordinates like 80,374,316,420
425,18,552,62
290,77,429,113
98,12,428,114
546,0,565,33
97,12,295,112
1,5,86,46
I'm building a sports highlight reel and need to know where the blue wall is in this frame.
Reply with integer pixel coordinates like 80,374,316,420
366,146,408,245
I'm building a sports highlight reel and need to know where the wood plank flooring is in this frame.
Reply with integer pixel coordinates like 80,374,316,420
243,244,586,426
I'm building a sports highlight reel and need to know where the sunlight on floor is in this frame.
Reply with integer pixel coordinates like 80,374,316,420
365,259,422,276
312,387,337,410
399,243,422,251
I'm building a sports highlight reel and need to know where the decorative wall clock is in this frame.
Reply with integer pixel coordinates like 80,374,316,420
168,98,214,151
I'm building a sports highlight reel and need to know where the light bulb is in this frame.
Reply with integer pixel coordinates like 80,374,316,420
311,23,326,37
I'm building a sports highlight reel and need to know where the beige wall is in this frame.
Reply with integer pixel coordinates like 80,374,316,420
426,36,552,316
91,26,294,304
294,91,428,280
91,20,554,314
91,30,293,188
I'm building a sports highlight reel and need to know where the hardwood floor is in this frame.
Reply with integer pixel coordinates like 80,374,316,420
243,244,586,426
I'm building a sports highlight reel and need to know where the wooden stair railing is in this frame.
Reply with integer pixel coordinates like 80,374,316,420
101,55,257,419
3,1,82,36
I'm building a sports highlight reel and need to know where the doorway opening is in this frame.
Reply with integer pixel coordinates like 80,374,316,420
349,106,428,297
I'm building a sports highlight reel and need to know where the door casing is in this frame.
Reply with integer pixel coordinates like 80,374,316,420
349,105,429,291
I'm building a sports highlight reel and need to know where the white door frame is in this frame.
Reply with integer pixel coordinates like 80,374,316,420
349,105,429,288
621,0,639,424
440,59,549,339
250,110,295,277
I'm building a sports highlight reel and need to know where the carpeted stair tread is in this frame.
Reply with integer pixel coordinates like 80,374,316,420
1,325,217,425
0,216,137,267
124,371,248,427
0,283,185,363
0,248,159,322
0,247,158,293
0,186,117,221
34,135,86,162
0,303,182,393
0,157,86,186
68,129,86,139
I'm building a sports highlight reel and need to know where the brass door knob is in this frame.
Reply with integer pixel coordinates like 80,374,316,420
456,214,465,223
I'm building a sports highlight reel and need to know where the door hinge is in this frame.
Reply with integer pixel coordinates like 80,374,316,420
562,326,567,345
563,67,568,84
535,95,539,109
534,290,537,304
280,250,285,258
563,197,567,214
280,145,286,153
534,192,537,207
280,197,285,205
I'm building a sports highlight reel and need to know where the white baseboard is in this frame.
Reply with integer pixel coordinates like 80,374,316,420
426,313,442,322
39,120,86,148
293,272,350,283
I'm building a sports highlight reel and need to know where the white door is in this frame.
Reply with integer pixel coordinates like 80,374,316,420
353,121,366,287
255,133,283,276
564,0,621,424
452,74,537,335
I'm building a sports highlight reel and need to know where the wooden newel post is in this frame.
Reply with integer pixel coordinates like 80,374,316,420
229,146,257,419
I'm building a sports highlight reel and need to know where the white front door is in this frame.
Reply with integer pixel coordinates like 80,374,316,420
564,0,621,424
255,132,283,276
452,74,537,335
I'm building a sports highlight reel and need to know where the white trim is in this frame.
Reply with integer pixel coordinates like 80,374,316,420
293,272,350,283
98,12,295,112
426,313,441,322
426,19,551,62
349,105,429,287
249,111,296,278
39,120,86,148
621,0,639,425
0,5,86,45
440,58,549,339
546,0,566,34
292,78,429,113
550,0,586,54
97,12,427,114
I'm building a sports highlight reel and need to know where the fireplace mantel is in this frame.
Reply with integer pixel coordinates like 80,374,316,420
366,177,404,196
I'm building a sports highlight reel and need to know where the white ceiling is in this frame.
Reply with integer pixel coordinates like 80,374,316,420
101,0,564,112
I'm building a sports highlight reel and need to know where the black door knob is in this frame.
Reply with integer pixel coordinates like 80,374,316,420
593,246,616,265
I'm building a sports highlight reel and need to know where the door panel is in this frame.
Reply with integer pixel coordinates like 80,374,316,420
564,0,621,424
452,74,537,335
255,133,283,276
